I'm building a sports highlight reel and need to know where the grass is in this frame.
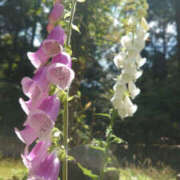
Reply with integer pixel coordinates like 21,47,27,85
119,164,176,180
0,159,26,179
0,158,177,180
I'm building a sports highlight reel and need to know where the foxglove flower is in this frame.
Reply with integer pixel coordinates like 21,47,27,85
27,47,49,69
24,95,60,139
28,26,66,69
17,95,60,145
47,63,75,90
15,126,37,145
52,52,72,68
24,110,55,139
48,2,64,24
21,67,49,98
28,152,60,180
22,141,60,180
46,26,66,46
42,26,66,58
47,2,64,33
22,141,50,171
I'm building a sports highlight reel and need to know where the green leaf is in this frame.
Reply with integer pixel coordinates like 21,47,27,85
77,162,99,179
68,96,74,102
104,167,119,172
68,155,75,161
72,24,81,33
89,145,105,152
95,113,111,119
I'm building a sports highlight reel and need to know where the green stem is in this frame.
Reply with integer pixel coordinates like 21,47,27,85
62,0,77,179
62,92,69,180
67,0,77,46
99,143,109,180
100,112,114,180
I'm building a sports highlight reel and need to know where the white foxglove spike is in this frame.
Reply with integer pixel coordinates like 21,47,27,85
112,16,149,119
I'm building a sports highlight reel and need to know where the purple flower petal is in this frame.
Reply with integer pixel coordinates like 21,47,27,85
38,95,60,122
15,126,37,145
47,26,66,46
52,52,72,68
47,63,75,90
29,152,60,180
24,110,54,138
19,98,32,115
27,47,49,69
21,67,49,99
49,3,64,23
42,39,62,58
22,141,50,169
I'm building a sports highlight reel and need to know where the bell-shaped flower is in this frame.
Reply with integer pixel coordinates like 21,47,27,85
28,151,60,180
52,52,72,68
19,95,60,119
113,95,137,118
42,26,66,58
27,46,49,69
121,35,133,49
112,81,127,99
46,25,66,47
28,26,66,68
128,81,140,99
38,95,60,122
24,110,54,139
19,98,33,115
42,39,62,58
121,66,143,82
113,52,127,69
15,125,37,145
136,57,146,68
23,95,60,139
48,2,64,24
22,141,50,170
21,67,49,99
123,96,137,117
47,63,75,90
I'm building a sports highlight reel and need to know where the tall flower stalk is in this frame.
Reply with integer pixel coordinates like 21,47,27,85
111,0,149,119
62,92,68,180
62,0,77,179
15,0,75,179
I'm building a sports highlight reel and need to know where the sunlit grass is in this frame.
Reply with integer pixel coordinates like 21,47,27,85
119,164,176,180
0,158,177,180
0,159,25,179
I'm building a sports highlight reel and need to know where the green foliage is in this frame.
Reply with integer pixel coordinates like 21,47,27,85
77,162,99,179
